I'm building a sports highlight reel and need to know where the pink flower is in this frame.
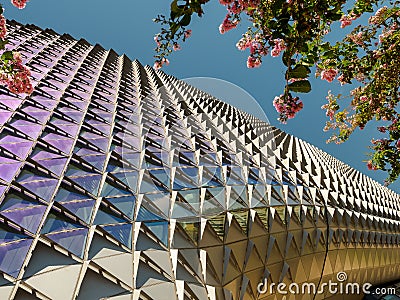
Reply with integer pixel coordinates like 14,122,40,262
321,69,338,83
228,2,242,14
184,30,192,39
360,95,368,102
367,160,376,170
0,15,6,39
1,57,33,95
153,61,162,70
173,43,181,51
273,94,303,123
219,14,238,34
161,57,169,66
270,39,286,57
350,32,364,45
247,56,261,68
219,0,233,4
340,13,359,28
154,36,161,47
271,48,280,57
11,0,28,9
377,126,386,133
337,74,346,85
340,16,353,28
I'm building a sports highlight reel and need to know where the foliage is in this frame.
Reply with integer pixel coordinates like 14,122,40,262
0,0,32,95
154,0,400,184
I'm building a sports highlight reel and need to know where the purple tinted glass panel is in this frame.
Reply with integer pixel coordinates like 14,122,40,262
87,138,110,152
21,179,59,201
80,131,103,140
1,142,33,159
42,133,68,141
0,135,26,144
46,138,74,154
0,185,5,197
1,99,22,110
74,147,99,156
0,111,13,126
1,205,46,233
0,156,18,164
37,158,67,176
30,149,64,160
82,155,106,171
12,124,42,140
0,162,22,182
58,124,80,136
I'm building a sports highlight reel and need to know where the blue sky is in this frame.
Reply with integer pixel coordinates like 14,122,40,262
3,0,399,191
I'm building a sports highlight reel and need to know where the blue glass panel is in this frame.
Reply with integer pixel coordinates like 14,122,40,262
54,187,90,202
70,174,102,196
41,213,83,233
0,238,32,277
45,228,88,258
144,221,168,247
94,207,126,225
100,223,132,248
60,199,95,223
136,206,164,222
106,195,135,219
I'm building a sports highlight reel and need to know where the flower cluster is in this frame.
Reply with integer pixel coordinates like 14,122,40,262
320,68,338,82
340,13,359,28
0,52,33,94
219,13,239,34
369,6,388,24
271,39,286,57
153,57,169,70
0,2,33,95
153,26,192,68
247,56,261,68
273,93,303,123
349,31,364,45
11,0,29,9
321,91,340,120
0,15,6,39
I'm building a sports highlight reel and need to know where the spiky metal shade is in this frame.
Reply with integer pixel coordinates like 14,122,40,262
0,21,399,300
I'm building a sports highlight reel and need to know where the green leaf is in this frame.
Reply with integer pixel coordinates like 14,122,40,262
1,51,13,61
0,39,8,49
282,51,295,67
322,50,335,59
287,65,310,79
170,0,184,19
288,80,311,93
180,14,191,26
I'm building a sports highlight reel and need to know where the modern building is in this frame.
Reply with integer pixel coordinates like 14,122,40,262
0,20,399,300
